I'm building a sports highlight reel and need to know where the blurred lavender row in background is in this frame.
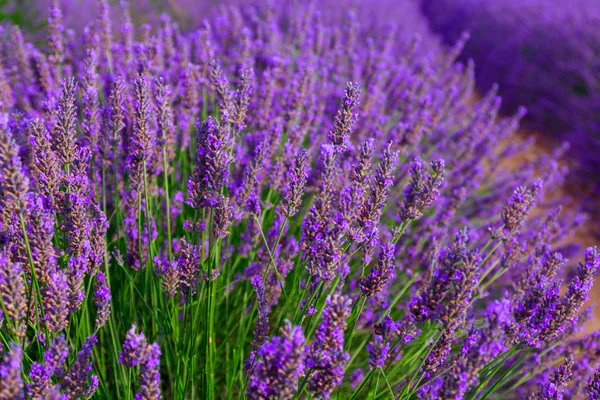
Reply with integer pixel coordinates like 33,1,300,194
421,0,600,191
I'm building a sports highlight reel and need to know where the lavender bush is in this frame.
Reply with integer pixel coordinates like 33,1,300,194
0,0,599,399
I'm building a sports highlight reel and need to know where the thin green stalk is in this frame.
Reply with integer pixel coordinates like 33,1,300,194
256,216,288,299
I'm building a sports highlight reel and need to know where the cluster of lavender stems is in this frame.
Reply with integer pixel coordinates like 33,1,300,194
0,0,599,399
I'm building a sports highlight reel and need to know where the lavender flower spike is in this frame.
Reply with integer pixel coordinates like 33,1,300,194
281,151,309,218
586,365,600,399
135,343,162,400
0,125,30,224
119,325,148,368
0,343,24,400
47,0,65,71
52,78,78,170
528,355,574,400
0,253,26,337
307,292,352,398
328,82,360,153
213,195,233,240
500,179,543,237
94,272,111,329
62,336,98,399
247,321,306,400
188,117,232,209
399,158,445,222
359,241,396,297
43,270,70,332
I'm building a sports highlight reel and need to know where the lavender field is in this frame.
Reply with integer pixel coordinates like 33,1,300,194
0,0,599,399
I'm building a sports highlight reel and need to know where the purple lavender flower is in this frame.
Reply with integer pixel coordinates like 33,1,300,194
82,46,100,156
62,336,98,399
514,247,599,347
209,60,234,120
586,365,600,399
249,275,269,355
233,67,253,132
307,292,352,398
358,143,398,235
96,0,112,66
213,195,233,239
154,256,180,299
410,229,473,324
28,336,68,399
118,325,162,399
94,271,111,329
129,73,154,173
302,144,341,280
47,0,65,72
135,343,162,400
44,335,69,376
246,321,306,400
119,325,148,368
187,117,232,209
104,75,126,166
154,77,176,169
52,78,78,170
399,158,445,223
0,343,23,400
28,119,61,205
236,141,268,214
281,150,309,218
43,270,70,333
528,356,574,400
0,125,29,224
359,241,396,297
367,315,396,369
0,253,26,337
328,82,360,153
350,369,364,388
499,179,544,238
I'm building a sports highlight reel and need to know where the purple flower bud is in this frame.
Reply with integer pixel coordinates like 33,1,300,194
234,68,253,132
328,82,360,153
52,78,78,170
177,239,201,299
359,143,398,234
246,275,269,374
586,365,600,399
359,241,396,297
135,343,162,400
130,73,154,168
213,195,233,240
47,0,65,70
28,119,61,205
94,272,111,329
0,253,26,337
209,60,234,120
367,315,396,369
187,117,232,209
307,292,352,398
500,179,543,237
0,343,23,399
62,336,98,399
399,158,445,222
281,151,309,218
119,325,148,368
43,270,69,333
528,355,574,400
247,321,306,400
0,126,29,223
